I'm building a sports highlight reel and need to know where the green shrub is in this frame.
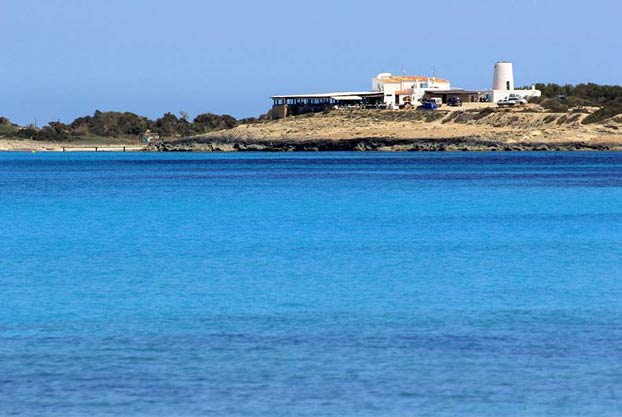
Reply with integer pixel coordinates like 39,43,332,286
0,117,18,136
566,96,593,107
539,98,568,113
582,106,622,124
474,107,496,119
543,114,558,124
193,113,238,133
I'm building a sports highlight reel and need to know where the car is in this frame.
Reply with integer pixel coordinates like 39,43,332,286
498,96,527,107
419,97,442,108
508,94,528,104
418,102,438,110
497,98,516,107
428,97,443,107
447,97,462,107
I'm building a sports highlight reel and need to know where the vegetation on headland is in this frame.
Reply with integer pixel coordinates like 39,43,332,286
0,111,251,142
528,83,622,123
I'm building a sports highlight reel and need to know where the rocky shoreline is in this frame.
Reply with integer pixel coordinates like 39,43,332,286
144,106,622,152
147,137,619,152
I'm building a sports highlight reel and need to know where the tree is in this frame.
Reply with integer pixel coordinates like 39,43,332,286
534,82,622,123
193,113,238,133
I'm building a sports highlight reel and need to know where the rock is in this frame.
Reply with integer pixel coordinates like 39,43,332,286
147,136,622,153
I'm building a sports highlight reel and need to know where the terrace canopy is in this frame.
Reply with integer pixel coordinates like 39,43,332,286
271,92,384,106
271,92,384,118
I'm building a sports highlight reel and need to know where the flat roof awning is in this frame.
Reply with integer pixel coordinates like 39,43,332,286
332,95,363,101
272,91,384,99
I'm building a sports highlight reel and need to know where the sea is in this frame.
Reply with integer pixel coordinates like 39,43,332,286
1,152,621,417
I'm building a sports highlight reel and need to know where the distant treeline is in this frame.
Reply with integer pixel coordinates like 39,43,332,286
529,83,622,124
0,111,258,141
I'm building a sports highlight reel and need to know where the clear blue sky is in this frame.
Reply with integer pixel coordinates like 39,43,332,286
1,0,620,125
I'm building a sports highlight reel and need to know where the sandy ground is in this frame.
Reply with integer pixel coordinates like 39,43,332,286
201,104,622,146
0,139,146,152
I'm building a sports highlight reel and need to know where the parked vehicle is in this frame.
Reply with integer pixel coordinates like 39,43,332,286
447,97,462,107
498,96,527,107
508,94,528,104
428,97,443,107
418,102,438,110
497,98,516,107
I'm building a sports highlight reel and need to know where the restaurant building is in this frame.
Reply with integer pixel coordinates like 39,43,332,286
271,92,384,118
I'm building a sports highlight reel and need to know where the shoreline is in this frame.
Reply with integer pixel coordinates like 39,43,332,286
146,137,620,152
1,137,619,153
3,106,622,152
0,139,146,152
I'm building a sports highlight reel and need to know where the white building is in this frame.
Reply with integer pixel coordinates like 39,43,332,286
487,61,541,102
372,73,451,108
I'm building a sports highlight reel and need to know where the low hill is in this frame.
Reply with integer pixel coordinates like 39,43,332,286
147,104,622,152
4,102,622,152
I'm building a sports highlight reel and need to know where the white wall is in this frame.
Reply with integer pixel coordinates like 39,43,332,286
372,75,451,108
382,83,398,107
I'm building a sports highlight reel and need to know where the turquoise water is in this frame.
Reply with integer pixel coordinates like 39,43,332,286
1,152,622,416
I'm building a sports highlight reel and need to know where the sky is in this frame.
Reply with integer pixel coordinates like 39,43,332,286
1,0,621,125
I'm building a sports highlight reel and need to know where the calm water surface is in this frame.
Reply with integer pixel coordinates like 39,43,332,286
1,152,621,416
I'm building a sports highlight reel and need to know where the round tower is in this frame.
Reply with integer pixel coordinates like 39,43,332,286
493,61,514,91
